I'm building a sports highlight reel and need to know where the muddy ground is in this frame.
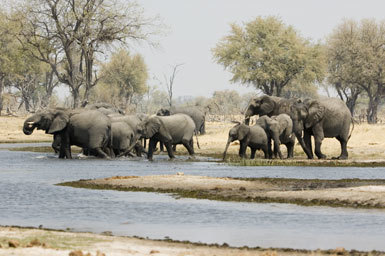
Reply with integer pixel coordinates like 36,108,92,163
60,174,385,209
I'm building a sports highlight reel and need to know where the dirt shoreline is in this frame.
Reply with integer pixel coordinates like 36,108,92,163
59,174,385,209
0,226,383,256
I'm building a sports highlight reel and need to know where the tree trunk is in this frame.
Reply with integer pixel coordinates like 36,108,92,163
367,95,380,124
0,76,4,116
72,89,81,109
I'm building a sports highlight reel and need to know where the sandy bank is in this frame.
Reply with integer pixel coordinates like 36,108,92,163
60,174,385,209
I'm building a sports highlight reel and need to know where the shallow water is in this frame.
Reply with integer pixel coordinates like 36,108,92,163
1,144,385,250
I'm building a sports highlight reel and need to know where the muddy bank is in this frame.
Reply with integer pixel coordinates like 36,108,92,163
59,174,385,209
0,226,383,256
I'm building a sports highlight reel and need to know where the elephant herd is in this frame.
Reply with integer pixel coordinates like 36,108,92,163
23,103,205,161
230,95,354,160
23,95,354,161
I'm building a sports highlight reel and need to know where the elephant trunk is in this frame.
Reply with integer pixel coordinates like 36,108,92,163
23,121,36,135
222,137,232,160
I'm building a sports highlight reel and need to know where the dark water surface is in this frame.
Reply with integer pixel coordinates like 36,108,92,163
1,144,385,251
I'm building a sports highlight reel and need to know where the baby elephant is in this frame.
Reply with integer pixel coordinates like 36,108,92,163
255,114,295,159
223,122,268,160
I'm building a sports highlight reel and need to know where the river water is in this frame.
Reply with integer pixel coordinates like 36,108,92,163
1,144,385,251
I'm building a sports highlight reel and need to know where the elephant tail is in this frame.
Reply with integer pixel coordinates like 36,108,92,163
348,117,355,141
195,130,200,149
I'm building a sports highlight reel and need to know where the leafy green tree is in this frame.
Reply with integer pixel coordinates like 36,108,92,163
326,19,364,116
97,49,148,110
212,16,326,97
327,19,385,123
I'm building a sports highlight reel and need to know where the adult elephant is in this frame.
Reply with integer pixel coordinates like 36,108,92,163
244,95,312,157
291,98,353,159
111,121,137,157
157,106,206,134
85,102,124,115
138,114,197,161
108,113,148,156
23,108,112,159
244,95,297,124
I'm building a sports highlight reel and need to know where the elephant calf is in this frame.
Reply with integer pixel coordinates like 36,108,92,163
223,122,268,160
139,114,197,161
255,114,295,159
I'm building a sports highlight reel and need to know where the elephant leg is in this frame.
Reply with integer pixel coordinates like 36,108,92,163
313,126,326,159
267,137,273,159
182,139,194,156
94,147,109,158
272,135,282,159
250,148,256,159
52,134,61,153
335,136,348,160
286,141,294,158
147,139,157,161
295,132,313,159
59,130,72,159
304,131,313,158
239,141,247,158
200,122,206,135
164,141,175,159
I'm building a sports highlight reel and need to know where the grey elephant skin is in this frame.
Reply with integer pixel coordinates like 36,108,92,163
223,122,268,160
108,113,148,156
244,95,297,124
139,114,196,161
23,108,112,159
111,121,136,156
86,102,124,115
255,114,295,159
291,98,353,159
157,106,206,134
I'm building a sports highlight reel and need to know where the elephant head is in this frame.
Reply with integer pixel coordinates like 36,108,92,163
140,116,171,140
244,96,276,124
291,99,325,131
23,108,70,135
223,122,250,160
156,108,170,116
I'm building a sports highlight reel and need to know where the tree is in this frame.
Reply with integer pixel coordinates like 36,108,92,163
326,19,364,116
212,16,326,97
163,63,184,108
98,49,148,110
327,19,385,123
14,0,159,108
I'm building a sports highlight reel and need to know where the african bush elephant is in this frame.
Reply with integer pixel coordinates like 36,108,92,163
23,108,112,159
244,95,313,158
111,121,136,156
255,114,295,159
290,98,353,159
85,102,124,115
223,122,268,160
138,114,197,161
244,95,297,124
157,106,206,134
108,113,148,156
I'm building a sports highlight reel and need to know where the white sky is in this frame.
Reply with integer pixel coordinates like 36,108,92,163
133,0,385,98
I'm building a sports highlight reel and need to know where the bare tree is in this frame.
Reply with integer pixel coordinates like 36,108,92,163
163,63,184,108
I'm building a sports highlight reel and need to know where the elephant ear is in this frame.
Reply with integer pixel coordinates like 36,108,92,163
260,96,275,115
305,100,325,128
238,124,250,141
47,112,69,134
146,117,161,138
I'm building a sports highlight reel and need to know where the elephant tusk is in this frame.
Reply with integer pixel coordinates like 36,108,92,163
27,122,35,125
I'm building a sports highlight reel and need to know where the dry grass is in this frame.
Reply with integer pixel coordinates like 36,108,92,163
1,116,384,160
0,116,51,143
